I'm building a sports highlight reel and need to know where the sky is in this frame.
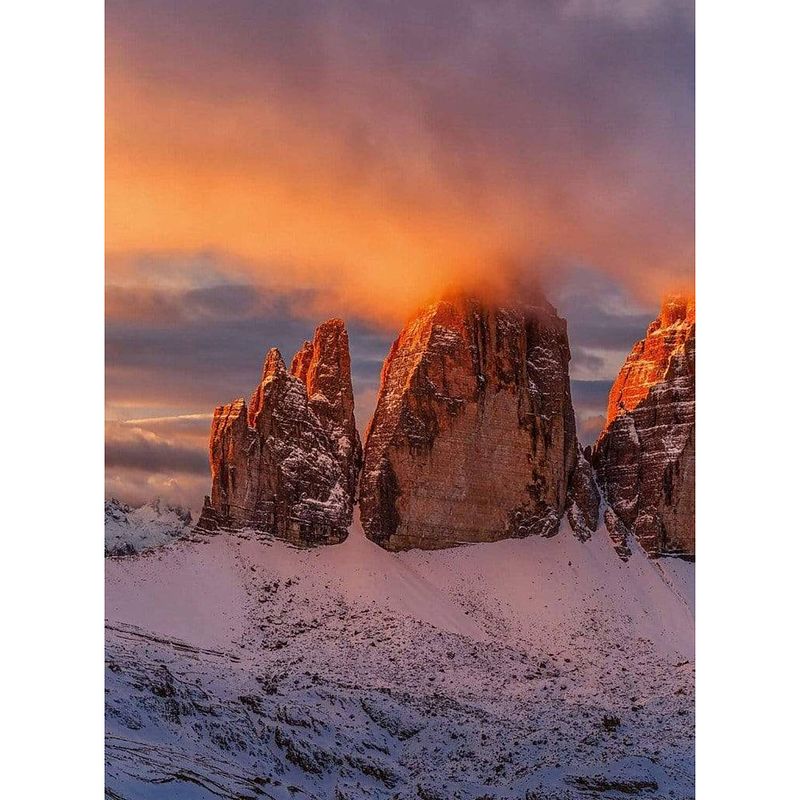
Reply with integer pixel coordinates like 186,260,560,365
105,0,694,511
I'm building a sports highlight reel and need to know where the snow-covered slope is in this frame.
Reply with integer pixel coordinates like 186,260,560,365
105,518,694,799
105,498,192,556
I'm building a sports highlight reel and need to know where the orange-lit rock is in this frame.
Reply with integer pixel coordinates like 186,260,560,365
594,296,695,557
359,295,581,551
195,319,361,545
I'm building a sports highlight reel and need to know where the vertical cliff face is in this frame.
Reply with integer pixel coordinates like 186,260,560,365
359,295,581,551
594,296,695,557
196,319,361,546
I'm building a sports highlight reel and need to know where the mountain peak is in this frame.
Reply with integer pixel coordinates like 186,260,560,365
360,295,586,550
196,321,362,545
290,316,362,501
655,294,695,330
261,347,286,378
606,295,695,422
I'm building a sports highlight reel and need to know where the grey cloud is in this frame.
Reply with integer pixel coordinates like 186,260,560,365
577,413,606,445
106,423,209,476
571,379,614,410
106,277,316,327
105,470,209,513
106,317,391,413
571,380,614,447
550,266,656,351
106,271,394,434
571,347,606,374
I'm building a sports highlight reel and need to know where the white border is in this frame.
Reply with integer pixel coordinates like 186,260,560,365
2,1,104,794
696,0,799,796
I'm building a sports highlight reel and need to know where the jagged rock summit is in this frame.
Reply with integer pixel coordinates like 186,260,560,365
196,319,362,546
359,294,595,551
594,295,695,557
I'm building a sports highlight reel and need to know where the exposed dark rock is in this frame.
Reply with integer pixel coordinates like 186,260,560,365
604,507,633,562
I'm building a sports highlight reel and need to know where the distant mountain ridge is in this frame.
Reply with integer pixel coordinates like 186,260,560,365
105,498,192,556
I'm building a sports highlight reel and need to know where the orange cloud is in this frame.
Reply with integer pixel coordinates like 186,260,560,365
106,1,693,327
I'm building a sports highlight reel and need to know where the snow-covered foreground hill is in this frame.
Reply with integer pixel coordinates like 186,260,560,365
105,517,694,799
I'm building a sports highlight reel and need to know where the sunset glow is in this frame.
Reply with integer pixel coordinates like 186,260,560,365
107,0,693,324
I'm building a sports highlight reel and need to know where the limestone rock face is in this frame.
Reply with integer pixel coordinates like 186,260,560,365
359,295,579,551
196,319,361,546
594,296,695,557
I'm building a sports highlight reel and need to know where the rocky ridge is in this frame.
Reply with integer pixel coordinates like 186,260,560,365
192,293,694,560
565,447,601,543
